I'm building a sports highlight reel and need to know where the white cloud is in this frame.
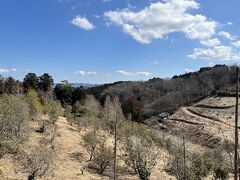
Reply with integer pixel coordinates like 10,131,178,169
102,0,111,2
150,61,159,65
188,45,240,61
104,0,217,44
185,68,193,73
117,70,152,77
218,31,236,41
227,22,233,25
75,71,97,76
200,38,220,47
71,16,95,30
0,68,17,73
231,40,240,48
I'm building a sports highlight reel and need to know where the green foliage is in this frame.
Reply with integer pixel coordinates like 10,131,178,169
72,101,89,117
38,73,54,92
72,87,86,105
189,152,214,180
44,100,63,123
26,89,43,116
0,95,30,156
23,73,39,93
54,81,74,107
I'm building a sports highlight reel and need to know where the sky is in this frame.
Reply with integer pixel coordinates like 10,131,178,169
0,0,239,84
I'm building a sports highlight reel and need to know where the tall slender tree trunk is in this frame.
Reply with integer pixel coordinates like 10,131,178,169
234,66,239,180
113,120,117,180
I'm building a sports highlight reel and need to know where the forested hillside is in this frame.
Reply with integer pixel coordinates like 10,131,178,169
85,65,237,121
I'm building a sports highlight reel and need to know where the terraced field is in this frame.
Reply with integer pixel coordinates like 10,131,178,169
146,96,237,153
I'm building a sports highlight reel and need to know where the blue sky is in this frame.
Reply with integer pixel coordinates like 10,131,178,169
0,0,239,83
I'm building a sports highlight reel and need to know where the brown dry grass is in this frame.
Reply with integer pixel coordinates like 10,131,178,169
0,116,175,180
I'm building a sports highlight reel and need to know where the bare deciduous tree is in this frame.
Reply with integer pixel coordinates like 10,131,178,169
83,130,100,161
122,135,158,180
92,140,113,175
18,146,52,180
103,96,124,179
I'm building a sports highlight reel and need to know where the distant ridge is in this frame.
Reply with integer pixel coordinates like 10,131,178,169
70,83,100,88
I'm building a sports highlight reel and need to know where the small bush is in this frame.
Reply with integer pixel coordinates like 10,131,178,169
64,105,74,124
92,140,113,174
44,100,63,123
123,124,158,180
83,131,100,161
18,146,52,180
26,89,43,117
213,167,229,180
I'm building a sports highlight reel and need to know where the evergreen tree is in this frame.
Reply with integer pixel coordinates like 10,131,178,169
23,73,39,93
38,73,54,100
54,81,74,107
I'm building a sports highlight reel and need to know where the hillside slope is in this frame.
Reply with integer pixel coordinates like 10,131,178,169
146,96,236,152
86,65,237,119
0,117,175,180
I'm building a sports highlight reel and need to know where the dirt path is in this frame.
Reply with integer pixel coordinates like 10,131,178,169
45,117,105,180
181,107,232,129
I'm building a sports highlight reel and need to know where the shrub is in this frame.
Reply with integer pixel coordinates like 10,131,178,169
92,140,113,174
167,149,187,180
122,135,158,180
26,89,43,116
72,101,88,118
83,131,100,161
0,95,30,156
64,105,74,124
213,167,229,180
189,153,213,179
18,146,52,180
44,100,63,123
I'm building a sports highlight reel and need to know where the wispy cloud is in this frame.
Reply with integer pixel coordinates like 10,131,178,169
149,61,159,65
117,70,152,77
75,70,97,76
71,16,95,30
0,68,17,73
102,0,111,2
218,31,236,41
